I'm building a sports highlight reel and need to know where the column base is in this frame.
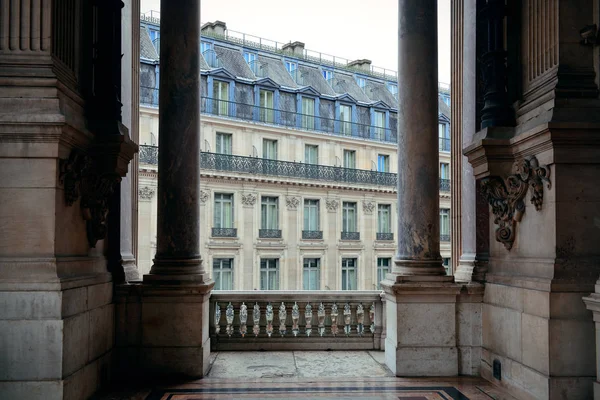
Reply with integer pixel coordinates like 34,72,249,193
145,257,211,283
392,259,449,277
122,254,140,282
454,254,476,283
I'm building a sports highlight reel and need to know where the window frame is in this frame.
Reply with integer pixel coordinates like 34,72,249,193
262,138,278,160
261,196,279,230
377,257,391,289
377,154,390,172
339,103,352,135
341,258,357,290
212,258,233,290
303,258,321,290
343,149,356,169
342,201,358,233
303,199,320,231
377,204,391,234
260,258,280,290
214,193,234,229
215,132,232,155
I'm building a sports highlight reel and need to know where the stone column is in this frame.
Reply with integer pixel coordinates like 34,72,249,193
140,0,214,378
393,0,446,277
381,0,461,377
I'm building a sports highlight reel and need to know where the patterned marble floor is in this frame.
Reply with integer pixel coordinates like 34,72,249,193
96,352,516,400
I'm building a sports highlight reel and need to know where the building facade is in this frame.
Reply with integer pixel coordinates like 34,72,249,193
136,16,452,290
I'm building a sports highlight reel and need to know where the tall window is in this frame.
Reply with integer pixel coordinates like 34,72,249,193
260,259,279,290
216,133,232,155
303,258,320,290
440,208,450,236
213,258,233,290
377,154,390,172
302,97,315,130
356,77,366,91
259,89,274,123
214,194,233,228
213,80,229,116
374,111,386,138
339,104,352,135
378,204,391,233
342,202,357,232
305,145,318,164
303,199,320,231
342,258,357,290
343,150,356,169
377,258,390,289
440,163,449,179
261,197,279,230
439,123,450,152
285,61,297,81
263,139,278,160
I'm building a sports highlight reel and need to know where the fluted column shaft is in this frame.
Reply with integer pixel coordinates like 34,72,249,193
148,0,204,278
394,0,446,276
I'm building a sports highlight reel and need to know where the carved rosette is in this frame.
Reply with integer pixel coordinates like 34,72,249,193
480,156,551,250
200,190,210,205
286,196,300,211
362,201,375,214
139,186,155,201
241,193,257,207
325,199,339,213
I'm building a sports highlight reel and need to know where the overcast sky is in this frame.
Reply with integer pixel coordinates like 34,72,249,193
140,0,451,84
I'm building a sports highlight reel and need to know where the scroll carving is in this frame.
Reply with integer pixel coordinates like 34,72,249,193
480,156,551,250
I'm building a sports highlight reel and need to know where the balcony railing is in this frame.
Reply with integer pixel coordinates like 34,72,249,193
341,231,360,241
376,232,394,241
259,229,282,239
212,227,237,237
139,146,451,192
440,234,451,242
302,230,323,240
210,291,384,351
439,137,451,152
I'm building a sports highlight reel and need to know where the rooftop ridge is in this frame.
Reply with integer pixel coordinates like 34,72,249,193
141,11,451,91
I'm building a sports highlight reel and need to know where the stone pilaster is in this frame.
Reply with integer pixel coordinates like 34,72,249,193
140,0,214,378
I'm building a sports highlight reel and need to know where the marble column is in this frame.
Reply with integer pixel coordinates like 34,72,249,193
139,0,214,378
145,0,207,281
393,0,446,277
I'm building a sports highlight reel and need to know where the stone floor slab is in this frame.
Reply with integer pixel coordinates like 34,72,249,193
208,351,297,379
293,351,391,378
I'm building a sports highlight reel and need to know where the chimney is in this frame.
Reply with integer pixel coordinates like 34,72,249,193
282,41,305,57
201,21,227,36
348,59,372,73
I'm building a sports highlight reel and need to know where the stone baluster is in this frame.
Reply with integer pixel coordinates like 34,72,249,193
305,303,313,336
239,302,248,337
278,302,287,336
252,303,261,337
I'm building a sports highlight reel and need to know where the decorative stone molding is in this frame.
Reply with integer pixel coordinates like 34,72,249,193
139,186,155,201
241,193,257,207
286,196,300,211
325,199,339,212
480,156,551,250
362,201,375,214
200,190,210,204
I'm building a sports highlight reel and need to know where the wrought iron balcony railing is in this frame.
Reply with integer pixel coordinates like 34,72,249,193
440,234,451,242
376,232,394,241
259,229,282,239
302,230,323,240
439,137,451,152
210,291,384,351
139,146,451,192
212,227,237,238
341,231,360,241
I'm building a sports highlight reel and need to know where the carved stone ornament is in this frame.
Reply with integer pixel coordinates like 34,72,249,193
241,193,257,207
480,156,551,250
325,199,339,212
286,196,300,211
139,186,155,200
362,201,375,214
200,190,210,204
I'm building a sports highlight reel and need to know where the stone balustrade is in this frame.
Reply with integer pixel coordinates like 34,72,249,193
210,291,385,351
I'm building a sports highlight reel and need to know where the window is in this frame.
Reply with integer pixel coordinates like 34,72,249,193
216,133,232,155
343,150,356,169
214,194,233,228
342,202,357,232
149,28,160,50
213,258,233,290
244,51,257,64
305,145,318,164
213,80,229,116
439,123,450,152
377,154,390,172
303,258,320,290
377,258,391,289
339,104,352,135
260,259,279,290
342,258,357,290
440,208,450,236
200,41,213,54
442,258,451,275
263,139,278,160
261,197,279,230
285,61,297,81
301,97,315,130
374,111,386,139
259,89,274,123
386,82,398,99
202,41,218,67
378,204,391,233
356,77,366,91
303,199,320,231
440,163,449,179
322,69,333,84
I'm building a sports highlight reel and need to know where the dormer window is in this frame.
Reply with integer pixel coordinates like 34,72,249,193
386,82,398,99
245,51,259,75
285,61,297,81
322,69,333,85
339,104,352,135
202,41,219,68
356,77,366,91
